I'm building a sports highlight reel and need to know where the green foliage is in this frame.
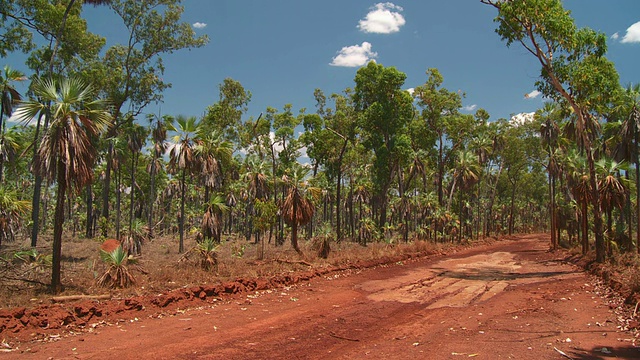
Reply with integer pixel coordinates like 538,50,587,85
121,219,148,256
195,238,219,270
254,199,277,233
13,248,51,273
97,245,138,288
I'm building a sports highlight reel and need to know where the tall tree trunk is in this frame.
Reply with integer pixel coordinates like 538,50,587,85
30,108,45,247
336,169,343,241
179,168,186,253
129,153,137,234
484,161,503,237
101,143,113,236
581,198,588,254
115,166,122,240
148,157,156,239
509,181,516,236
635,126,640,254
85,184,93,238
291,197,302,255
550,173,557,249
437,133,444,206
51,160,67,294
586,149,605,262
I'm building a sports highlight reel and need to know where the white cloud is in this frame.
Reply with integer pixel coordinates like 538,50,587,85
192,22,207,29
269,131,284,154
406,88,414,95
7,110,39,126
298,146,309,161
510,112,535,126
621,21,640,43
358,3,406,34
330,42,377,67
611,32,619,40
463,104,477,112
524,90,541,99
6,113,22,125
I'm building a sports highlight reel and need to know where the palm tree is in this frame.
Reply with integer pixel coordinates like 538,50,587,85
537,103,562,249
167,115,200,253
0,65,26,182
242,155,271,243
609,84,640,252
0,186,31,246
15,76,111,293
31,0,113,249
596,158,627,251
195,129,233,202
201,194,228,243
281,164,321,256
564,149,590,254
450,149,481,242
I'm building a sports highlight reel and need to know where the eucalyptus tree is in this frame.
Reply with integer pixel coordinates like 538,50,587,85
413,68,463,207
265,105,303,242
482,0,621,262
202,78,251,146
0,0,34,57
167,115,200,253
146,112,169,238
481,118,508,237
301,89,358,240
125,121,147,237
15,76,111,294
98,0,208,233
353,61,414,229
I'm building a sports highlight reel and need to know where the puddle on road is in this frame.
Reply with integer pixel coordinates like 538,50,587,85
358,251,578,309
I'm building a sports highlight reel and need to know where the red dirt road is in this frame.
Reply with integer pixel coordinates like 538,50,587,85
5,234,640,359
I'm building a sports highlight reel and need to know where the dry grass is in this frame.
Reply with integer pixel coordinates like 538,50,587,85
0,230,467,309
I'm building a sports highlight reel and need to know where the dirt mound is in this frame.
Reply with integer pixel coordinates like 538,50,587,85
0,251,419,342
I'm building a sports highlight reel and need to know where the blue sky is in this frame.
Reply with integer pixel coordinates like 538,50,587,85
6,1,640,125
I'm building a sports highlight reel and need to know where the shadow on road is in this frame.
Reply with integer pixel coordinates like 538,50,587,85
435,269,576,281
566,345,640,359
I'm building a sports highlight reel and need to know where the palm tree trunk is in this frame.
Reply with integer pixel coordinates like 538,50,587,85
336,169,342,241
291,197,301,255
586,149,606,262
101,143,113,236
551,173,557,249
51,160,67,294
148,157,156,239
129,153,136,234
30,107,45,247
115,166,122,239
635,126,640,254
581,199,588,254
179,168,186,253
509,183,516,236
85,184,93,238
